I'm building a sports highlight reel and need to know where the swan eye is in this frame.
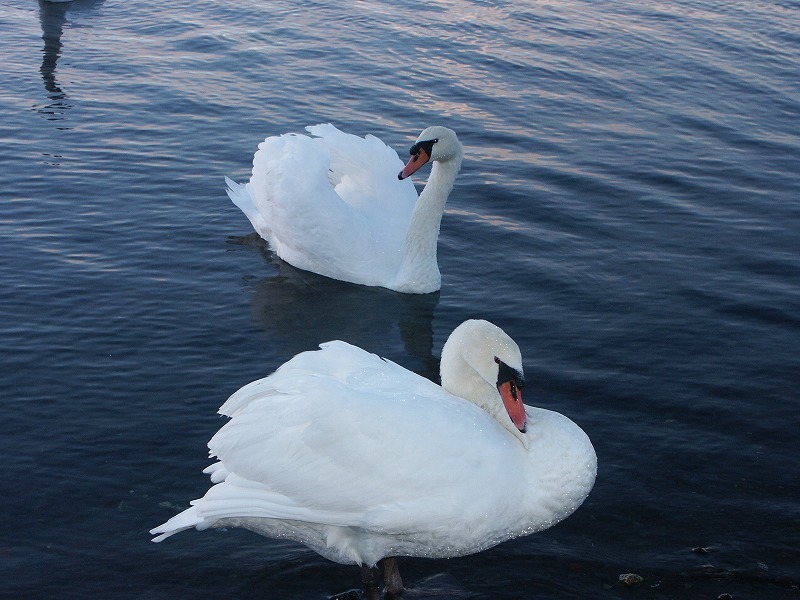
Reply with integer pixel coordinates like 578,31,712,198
409,139,436,159
495,356,525,396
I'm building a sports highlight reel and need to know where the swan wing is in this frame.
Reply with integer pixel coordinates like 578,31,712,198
305,124,417,246
240,126,417,286
204,341,521,534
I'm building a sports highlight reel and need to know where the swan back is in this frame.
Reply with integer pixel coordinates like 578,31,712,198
243,126,419,287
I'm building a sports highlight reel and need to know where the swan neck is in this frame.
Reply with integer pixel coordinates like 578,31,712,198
440,323,529,447
394,156,462,293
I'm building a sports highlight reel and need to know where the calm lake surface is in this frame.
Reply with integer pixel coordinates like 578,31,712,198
2,0,798,598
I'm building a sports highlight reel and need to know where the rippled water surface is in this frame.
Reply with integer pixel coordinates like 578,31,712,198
2,0,799,598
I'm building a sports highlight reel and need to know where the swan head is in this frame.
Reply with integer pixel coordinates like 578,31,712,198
398,126,463,180
440,320,528,444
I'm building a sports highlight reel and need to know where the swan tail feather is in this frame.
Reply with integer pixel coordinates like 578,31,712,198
149,505,205,542
225,176,271,240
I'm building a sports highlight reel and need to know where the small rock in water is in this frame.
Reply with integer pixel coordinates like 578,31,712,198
717,594,733,600
618,573,644,586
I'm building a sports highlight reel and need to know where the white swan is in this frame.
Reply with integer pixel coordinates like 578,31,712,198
225,124,463,294
150,319,597,598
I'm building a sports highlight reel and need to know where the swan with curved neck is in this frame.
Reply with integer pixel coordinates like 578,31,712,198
151,319,597,599
440,318,529,445
225,124,463,294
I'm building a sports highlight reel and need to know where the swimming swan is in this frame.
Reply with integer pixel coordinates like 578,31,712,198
225,124,463,294
150,319,597,598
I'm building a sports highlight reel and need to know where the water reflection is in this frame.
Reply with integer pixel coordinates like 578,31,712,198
37,0,104,120
235,236,440,381
38,0,71,119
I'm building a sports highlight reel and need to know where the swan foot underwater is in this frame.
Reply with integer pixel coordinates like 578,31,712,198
361,558,402,600
150,319,597,598
225,124,463,294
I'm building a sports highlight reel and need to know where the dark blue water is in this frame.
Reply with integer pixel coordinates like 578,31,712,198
2,0,798,598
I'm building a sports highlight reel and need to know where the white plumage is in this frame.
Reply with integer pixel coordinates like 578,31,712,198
151,320,597,578
225,124,463,294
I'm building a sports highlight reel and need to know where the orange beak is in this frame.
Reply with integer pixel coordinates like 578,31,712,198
398,147,430,180
498,381,527,433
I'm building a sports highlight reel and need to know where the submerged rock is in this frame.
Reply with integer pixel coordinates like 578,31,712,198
618,573,644,586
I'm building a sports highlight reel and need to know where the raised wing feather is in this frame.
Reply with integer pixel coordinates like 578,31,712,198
244,126,418,285
206,342,522,533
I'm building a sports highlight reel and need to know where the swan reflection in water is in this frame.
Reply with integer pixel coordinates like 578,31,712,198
38,0,71,118
37,0,104,120
231,234,441,381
